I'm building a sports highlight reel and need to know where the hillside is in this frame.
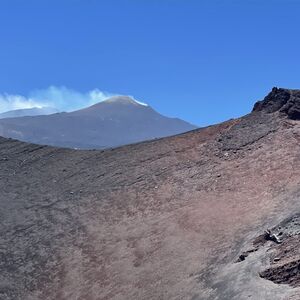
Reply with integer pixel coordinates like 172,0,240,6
0,107,59,119
1,88,300,299
0,96,196,149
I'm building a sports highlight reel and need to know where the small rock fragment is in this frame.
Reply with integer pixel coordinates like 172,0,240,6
274,257,280,262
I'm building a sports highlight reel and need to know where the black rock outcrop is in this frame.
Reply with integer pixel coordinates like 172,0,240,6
253,87,300,120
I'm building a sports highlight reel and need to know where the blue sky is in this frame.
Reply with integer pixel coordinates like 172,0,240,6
0,0,300,126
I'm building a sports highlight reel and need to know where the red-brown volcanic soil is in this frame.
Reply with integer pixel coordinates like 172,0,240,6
1,88,300,299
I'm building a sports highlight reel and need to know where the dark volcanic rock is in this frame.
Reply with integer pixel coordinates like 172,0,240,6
217,112,279,152
253,87,300,120
237,213,300,288
258,214,300,287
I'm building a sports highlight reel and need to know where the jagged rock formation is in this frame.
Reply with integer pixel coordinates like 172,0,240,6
253,87,300,120
1,88,300,300
0,96,196,149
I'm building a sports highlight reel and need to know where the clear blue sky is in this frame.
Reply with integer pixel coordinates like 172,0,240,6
1,0,300,126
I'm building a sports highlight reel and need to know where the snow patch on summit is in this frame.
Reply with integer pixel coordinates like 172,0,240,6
130,97,148,107
103,95,149,107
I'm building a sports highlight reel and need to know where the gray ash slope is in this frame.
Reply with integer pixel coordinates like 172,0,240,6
0,96,196,149
2,88,300,299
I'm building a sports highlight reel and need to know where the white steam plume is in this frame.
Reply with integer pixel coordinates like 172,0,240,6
0,86,116,114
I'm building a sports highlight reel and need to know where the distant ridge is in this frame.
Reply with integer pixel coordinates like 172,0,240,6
0,107,59,119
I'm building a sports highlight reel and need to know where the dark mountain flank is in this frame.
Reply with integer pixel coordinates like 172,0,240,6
0,96,196,149
1,88,300,300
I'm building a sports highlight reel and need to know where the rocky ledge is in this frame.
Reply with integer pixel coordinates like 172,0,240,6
236,214,300,287
253,87,300,120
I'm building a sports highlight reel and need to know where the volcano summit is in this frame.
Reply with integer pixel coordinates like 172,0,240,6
0,96,196,149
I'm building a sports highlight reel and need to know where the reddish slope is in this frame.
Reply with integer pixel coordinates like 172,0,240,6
1,88,300,299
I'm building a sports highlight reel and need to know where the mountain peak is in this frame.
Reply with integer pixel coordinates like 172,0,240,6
102,95,148,107
253,87,300,119
0,94,196,149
